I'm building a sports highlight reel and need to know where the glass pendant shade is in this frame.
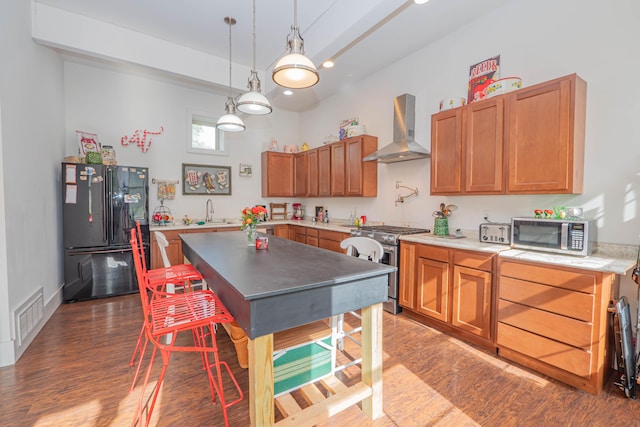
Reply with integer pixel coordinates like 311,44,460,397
216,98,245,132
273,51,319,89
237,74,272,115
272,1,319,90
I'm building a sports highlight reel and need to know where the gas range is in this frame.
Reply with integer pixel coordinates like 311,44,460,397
350,225,430,246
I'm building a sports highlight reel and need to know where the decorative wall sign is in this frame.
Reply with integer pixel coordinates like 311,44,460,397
121,126,165,153
239,163,252,177
182,163,231,195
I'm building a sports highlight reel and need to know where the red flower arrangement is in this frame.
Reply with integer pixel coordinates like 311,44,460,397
241,206,267,230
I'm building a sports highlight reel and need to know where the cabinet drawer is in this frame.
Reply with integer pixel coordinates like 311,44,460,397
500,260,596,294
499,276,594,322
318,230,344,242
305,228,319,238
498,322,591,378
498,300,592,350
454,250,493,271
417,244,449,263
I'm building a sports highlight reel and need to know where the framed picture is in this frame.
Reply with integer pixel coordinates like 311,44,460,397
239,163,252,177
314,206,324,218
182,163,231,195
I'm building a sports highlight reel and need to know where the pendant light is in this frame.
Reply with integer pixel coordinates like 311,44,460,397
272,0,319,89
216,17,245,132
236,0,272,115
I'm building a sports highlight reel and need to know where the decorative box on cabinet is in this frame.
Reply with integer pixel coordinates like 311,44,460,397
430,73,585,195
399,242,495,349
496,259,615,395
261,151,293,197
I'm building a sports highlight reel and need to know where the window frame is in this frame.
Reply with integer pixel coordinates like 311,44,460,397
186,108,228,156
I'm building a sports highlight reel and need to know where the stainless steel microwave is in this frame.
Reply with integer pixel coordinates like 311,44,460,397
511,217,596,256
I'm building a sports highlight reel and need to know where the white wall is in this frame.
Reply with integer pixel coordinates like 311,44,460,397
64,61,300,221
299,0,640,247
0,0,66,365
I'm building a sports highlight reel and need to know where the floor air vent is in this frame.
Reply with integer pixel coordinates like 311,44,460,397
15,288,44,347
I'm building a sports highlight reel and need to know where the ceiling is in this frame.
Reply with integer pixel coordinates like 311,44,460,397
33,0,511,112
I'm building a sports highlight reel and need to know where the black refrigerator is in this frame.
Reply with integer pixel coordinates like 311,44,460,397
62,162,149,302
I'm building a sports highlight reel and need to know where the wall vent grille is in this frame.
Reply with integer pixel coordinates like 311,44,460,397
15,288,44,347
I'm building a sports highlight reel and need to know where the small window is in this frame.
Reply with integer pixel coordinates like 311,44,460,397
187,109,228,156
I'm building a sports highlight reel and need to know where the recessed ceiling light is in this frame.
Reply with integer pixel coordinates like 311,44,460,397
283,90,293,96
322,60,335,69
414,0,430,4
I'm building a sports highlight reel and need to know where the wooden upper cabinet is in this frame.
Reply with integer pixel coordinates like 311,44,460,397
307,149,319,197
293,152,308,197
507,74,586,194
345,135,378,197
431,108,463,194
330,141,346,196
430,73,586,195
318,145,331,197
261,151,293,197
465,97,505,193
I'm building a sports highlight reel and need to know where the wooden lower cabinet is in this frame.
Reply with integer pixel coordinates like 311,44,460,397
306,228,319,247
399,241,495,349
274,224,289,239
290,225,307,243
496,259,615,395
150,227,240,268
318,229,349,253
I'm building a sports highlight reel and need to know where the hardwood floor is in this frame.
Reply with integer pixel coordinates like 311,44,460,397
1,294,640,426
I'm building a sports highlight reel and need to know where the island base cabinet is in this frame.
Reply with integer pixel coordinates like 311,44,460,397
496,259,616,395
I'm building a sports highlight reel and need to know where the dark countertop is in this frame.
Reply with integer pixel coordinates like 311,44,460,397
180,231,396,338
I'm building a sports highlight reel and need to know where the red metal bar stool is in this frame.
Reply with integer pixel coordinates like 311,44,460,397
130,229,243,427
128,221,204,389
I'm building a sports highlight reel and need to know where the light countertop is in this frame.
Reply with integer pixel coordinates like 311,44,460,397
151,220,637,275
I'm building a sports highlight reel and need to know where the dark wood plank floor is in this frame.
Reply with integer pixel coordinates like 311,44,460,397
1,294,640,426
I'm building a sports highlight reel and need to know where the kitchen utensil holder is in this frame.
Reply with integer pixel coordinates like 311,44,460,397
434,218,449,236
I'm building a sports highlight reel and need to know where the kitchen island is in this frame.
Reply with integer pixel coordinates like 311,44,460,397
180,231,395,426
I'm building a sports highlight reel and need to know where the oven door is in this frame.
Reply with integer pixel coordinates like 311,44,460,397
379,244,400,314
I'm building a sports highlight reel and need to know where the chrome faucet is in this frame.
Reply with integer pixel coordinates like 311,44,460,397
205,199,214,222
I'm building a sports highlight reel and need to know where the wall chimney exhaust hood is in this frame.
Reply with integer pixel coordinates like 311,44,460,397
363,93,430,163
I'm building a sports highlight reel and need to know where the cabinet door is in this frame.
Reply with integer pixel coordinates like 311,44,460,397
261,152,293,197
307,149,319,197
416,256,450,321
151,230,183,268
465,98,505,193
507,74,586,194
293,152,308,197
274,224,289,239
330,142,346,196
399,242,416,310
452,265,492,339
306,236,319,247
345,138,363,196
318,146,331,196
431,108,463,194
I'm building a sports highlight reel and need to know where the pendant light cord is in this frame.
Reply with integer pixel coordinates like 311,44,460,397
293,0,298,29
252,0,256,72
227,17,233,98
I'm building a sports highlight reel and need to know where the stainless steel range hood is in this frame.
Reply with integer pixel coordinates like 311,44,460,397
363,93,430,163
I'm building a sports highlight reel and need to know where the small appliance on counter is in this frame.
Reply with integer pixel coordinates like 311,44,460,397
292,203,304,220
511,217,596,256
479,222,511,244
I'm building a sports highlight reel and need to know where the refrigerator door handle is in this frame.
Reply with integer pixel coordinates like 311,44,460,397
103,168,108,243
68,247,133,256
